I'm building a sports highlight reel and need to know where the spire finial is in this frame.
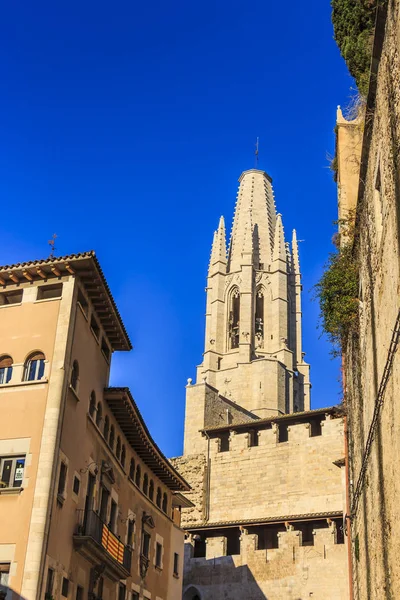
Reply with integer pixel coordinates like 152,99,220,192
255,137,259,168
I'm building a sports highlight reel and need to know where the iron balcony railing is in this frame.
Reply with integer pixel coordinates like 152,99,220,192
76,509,132,573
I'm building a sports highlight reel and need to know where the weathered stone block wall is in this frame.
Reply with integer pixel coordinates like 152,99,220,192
169,454,206,525
339,2,400,598
205,416,344,524
183,525,348,600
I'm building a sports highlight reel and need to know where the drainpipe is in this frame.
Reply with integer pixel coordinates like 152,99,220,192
342,356,354,600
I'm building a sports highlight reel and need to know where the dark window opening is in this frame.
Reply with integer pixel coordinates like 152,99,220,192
97,577,104,600
310,419,322,437
259,262,264,270
149,480,154,501
229,289,240,349
96,402,102,427
121,445,126,468
193,536,206,558
335,519,345,544
76,585,84,600
248,430,259,447
226,529,241,556
255,290,264,339
58,462,67,497
116,437,121,460
135,465,141,487
99,487,109,522
103,415,110,442
217,357,222,370
37,283,63,301
71,360,79,392
143,473,148,495
90,315,100,340
109,499,117,533
173,552,179,576
219,432,230,452
61,577,69,597
118,583,126,600
109,425,115,450
89,391,96,419
45,568,54,596
142,532,151,559
73,476,80,495
156,487,162,508
155,542,162,568
278,423,288,443
127,519,135,547
162,492,168,513
298,522,315,546
0,289,23,306
249,524,286,550
129,458,135,480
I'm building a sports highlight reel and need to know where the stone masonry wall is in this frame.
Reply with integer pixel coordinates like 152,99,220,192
340,2,400,599
193,415,345,526
183,525,349,600
170,454,207,525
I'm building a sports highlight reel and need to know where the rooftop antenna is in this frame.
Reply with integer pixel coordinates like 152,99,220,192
48,233,57,258
255,137,259,168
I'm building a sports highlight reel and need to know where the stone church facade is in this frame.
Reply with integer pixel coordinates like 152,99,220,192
172,169,349,599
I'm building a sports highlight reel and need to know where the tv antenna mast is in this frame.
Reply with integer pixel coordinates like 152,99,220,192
48,233,57,258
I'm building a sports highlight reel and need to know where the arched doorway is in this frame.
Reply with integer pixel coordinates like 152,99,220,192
183,585,202,600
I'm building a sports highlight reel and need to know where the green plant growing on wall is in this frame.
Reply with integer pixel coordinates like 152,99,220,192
314,217,359,356
331,0,379,96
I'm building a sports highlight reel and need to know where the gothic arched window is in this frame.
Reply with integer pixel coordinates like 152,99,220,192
96,402,102,427
228,288,240,349
156,487,162,508
103,415,110,442
129,458,135,480
116,437,121,460
162,492,168,513
143,473,149,495
149,479,154,501
135,464,141,487
0,355,13,384
89,391,96,419
255,288,264,348
109,425,115,450
121,445,126,468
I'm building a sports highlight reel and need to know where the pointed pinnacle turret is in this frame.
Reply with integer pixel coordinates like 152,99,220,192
272,213,286,262
208,216,227,275
292,229,300,275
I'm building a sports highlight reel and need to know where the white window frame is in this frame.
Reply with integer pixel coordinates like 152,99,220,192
0,455,26,489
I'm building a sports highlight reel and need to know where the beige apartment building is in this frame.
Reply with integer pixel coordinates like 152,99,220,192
0,251,191,600
172,169,349,599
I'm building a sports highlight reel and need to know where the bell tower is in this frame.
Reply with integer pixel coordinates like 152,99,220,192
184,169,310,454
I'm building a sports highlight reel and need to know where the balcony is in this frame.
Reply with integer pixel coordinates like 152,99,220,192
73,510,132,581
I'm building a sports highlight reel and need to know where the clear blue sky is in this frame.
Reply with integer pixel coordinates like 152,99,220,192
0,1,354,457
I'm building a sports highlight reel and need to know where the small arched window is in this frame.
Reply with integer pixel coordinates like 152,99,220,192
156,487,162,508
104,415,110,441
89,391,96,419
24,351,45,381
255,288,264,348
71,360,79,392
109,425,115,450
0,355,13,384
116,437,121,460
149,479,154,501
143,473,149,495
129,458,135,480
162,492,168,513
135,464,141,487
96,402,102,427
121,445,126,468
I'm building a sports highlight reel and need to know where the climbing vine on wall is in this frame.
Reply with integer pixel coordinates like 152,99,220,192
331,0,379,96
314,218,359,357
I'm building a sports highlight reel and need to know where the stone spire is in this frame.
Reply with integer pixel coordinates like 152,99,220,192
272,213,286,263
292,229,300,275
228,169,276,272
208,216,227,275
